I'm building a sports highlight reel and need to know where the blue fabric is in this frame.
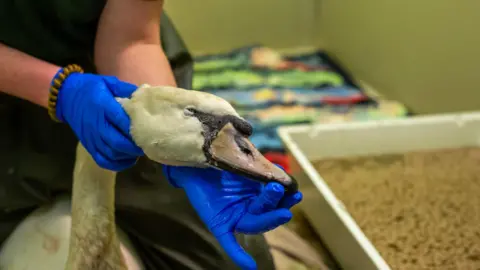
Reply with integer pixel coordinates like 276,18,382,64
163,165,303,270
55,72,143,171
249,128,284,150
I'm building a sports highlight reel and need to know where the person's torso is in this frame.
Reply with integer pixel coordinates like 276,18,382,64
0,0,193,209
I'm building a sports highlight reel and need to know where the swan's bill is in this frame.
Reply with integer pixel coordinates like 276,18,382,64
207,123,298,194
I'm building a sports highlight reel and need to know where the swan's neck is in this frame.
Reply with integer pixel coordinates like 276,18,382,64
65,144,126,270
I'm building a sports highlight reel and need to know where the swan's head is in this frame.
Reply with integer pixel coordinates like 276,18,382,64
120,84,297,193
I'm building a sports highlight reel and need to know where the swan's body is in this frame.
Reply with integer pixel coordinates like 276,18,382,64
0,196,144,270
0,144,144,270
0,85,296,270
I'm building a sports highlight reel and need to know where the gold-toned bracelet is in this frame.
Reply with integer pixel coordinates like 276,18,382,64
47,64,84,122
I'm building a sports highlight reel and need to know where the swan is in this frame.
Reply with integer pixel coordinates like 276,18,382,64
0,84,297,270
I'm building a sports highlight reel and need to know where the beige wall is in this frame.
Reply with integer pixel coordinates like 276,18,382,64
165,0,480,114
164,0,318,55
317,1,480,114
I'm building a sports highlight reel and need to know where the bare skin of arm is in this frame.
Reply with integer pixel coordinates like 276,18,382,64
95,0,177,87
0,43,59,108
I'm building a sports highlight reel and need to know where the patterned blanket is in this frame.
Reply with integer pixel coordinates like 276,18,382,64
194,45,408,151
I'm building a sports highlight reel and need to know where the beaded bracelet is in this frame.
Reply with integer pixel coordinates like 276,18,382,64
48,64,84,122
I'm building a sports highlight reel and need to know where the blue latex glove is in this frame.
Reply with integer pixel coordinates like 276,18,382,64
55,73,143,171
163,165,303,270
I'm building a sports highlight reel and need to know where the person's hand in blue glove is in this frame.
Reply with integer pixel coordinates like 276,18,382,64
54,72,143,171
163,165,303,270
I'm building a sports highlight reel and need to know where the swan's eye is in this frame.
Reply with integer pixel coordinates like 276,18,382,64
184,107,196,116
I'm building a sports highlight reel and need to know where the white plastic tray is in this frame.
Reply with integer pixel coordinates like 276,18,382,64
278,112,480,270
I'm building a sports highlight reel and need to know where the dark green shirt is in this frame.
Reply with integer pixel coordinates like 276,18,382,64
0,0,193,73
0,0,104,70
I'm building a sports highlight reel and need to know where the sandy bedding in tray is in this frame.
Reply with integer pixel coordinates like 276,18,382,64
312,147,480,269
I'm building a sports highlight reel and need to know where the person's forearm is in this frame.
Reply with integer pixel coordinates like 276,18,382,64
95,43,177,87
0,43,60,108
94,0,176,87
